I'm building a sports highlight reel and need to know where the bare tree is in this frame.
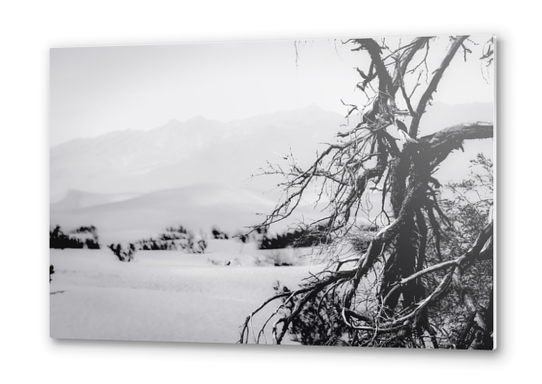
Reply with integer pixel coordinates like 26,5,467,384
240,35,495,349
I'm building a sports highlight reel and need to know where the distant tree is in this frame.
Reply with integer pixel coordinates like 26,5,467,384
50,225,84,249
258,226,332,250
133,225,207,254
240,35,494,348
166,225,188,235
85,238,100,249
71,225,100,249
50,225,101,249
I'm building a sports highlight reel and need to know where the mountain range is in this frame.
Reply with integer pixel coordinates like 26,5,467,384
50,104,342,202
50,103,493,242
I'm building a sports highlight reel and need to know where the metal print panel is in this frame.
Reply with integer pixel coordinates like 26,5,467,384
50,35,495,349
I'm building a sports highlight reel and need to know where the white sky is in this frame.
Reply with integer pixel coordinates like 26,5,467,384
50,35,494,146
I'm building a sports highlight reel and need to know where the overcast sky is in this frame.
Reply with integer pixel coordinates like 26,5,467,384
50,35,494,146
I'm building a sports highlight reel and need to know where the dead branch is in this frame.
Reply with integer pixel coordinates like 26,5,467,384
242,36,494,347
409,36,469,138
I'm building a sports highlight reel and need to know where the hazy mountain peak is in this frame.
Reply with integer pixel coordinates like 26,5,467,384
186,115,208,122
303,103,323,111
52,189,142,210
50,103,492,202
160,118,182,127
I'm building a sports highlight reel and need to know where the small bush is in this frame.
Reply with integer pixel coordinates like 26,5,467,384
85,238,100,249
258,226,332,250
108,243,136,262
50,225,101,249
71,225,100,249
50,225,84,249
211,227,229,239
272,281,349,346
134,225,207,253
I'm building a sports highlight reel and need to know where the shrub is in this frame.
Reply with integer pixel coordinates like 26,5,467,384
50,225,101,249
134,225,207,253
50,225,84,249
258,226,332,250
85,238,100,249
108,243,136,262
71,225,100,249
272,281,349,346
211,227,229,239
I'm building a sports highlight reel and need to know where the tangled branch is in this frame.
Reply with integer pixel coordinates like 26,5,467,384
241,36,494,348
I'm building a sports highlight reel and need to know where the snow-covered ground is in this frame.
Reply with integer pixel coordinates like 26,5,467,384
50,239,326,345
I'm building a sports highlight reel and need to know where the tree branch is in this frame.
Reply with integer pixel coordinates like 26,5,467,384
409,36,470,137
419,122,494,169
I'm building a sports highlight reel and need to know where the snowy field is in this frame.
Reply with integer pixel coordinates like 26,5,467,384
50,239,326,345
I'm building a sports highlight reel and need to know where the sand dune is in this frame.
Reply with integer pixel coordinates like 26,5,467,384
52,189,142,211
50,244,327,344
51,183,290,244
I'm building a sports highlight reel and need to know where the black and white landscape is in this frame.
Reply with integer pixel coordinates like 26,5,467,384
50,36,495,348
